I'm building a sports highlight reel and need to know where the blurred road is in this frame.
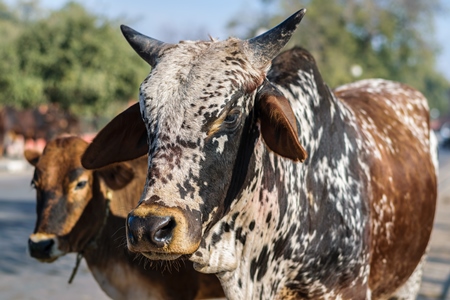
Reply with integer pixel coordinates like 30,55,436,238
0,147,449,300
0,169,108,300
419,146,450,300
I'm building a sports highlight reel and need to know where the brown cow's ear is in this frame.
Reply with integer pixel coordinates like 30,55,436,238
97,162,134,190
81,103,148,169
257,82,307,162
24,149,41,166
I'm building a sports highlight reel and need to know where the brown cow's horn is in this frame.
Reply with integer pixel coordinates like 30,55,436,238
120,25,173,67
246,9,306,69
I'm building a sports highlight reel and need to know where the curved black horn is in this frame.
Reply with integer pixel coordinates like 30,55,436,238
120,25,173,67
246,9,306,69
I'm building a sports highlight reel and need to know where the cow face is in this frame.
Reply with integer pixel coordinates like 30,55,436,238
25,137,134,262
82,10,306,267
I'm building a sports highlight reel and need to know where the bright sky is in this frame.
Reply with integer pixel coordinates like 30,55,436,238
435,13,450,80
9,0,450,80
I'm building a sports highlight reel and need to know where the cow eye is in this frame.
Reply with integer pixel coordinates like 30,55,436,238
223,108,242,130
75,180,87,190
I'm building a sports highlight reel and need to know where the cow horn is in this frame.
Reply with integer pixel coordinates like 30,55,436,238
120,25,173,67
246,9,306,69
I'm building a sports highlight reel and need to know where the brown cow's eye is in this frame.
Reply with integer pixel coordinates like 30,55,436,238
75,180,87,190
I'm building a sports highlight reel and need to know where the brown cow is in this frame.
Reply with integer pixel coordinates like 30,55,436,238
24,136,223,300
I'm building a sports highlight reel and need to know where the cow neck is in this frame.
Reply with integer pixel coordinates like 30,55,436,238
67,190,111,284
215,70,363,298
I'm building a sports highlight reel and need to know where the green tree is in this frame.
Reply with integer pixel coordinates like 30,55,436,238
0,1,31,107
0,1,149,117
229,0,450,114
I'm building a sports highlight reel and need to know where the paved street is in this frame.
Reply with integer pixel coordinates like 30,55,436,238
0,148,449,299
419,146,450,300
0,170,108,300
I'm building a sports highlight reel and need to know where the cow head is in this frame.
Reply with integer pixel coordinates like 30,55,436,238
82,10,306,269
25,136,135,262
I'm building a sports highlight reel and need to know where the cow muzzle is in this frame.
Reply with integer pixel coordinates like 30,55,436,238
126,203,202,260
28,233,64,262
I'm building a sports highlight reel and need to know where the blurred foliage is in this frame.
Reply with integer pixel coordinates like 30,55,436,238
1,0,449,117
0,0,149,117
230,0,450,114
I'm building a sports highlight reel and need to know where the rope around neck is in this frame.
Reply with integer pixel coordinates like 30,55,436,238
68,252,83,284
67,198,111,284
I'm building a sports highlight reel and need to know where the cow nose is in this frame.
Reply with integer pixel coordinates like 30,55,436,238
127,214,176,248
28,238,54,259
151,216,176,245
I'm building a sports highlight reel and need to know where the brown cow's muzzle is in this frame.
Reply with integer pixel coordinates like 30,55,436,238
28,233,64,262
126,203,202,260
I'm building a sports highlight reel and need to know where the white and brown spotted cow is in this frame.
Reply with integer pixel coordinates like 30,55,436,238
25,136,223,300
82,9,437,300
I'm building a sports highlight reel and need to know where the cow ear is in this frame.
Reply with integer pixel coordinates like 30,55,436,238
97,162,135,191
257,82,308,162
81,103,148,169
24,149,41,166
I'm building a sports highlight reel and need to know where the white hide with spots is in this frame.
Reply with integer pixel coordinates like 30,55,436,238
110,16,436,299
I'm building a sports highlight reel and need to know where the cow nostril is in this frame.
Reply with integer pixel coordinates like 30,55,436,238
128,231,137,245
42,239,54,252
152,217,176,246
126,215,139,246
127,214,176,249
